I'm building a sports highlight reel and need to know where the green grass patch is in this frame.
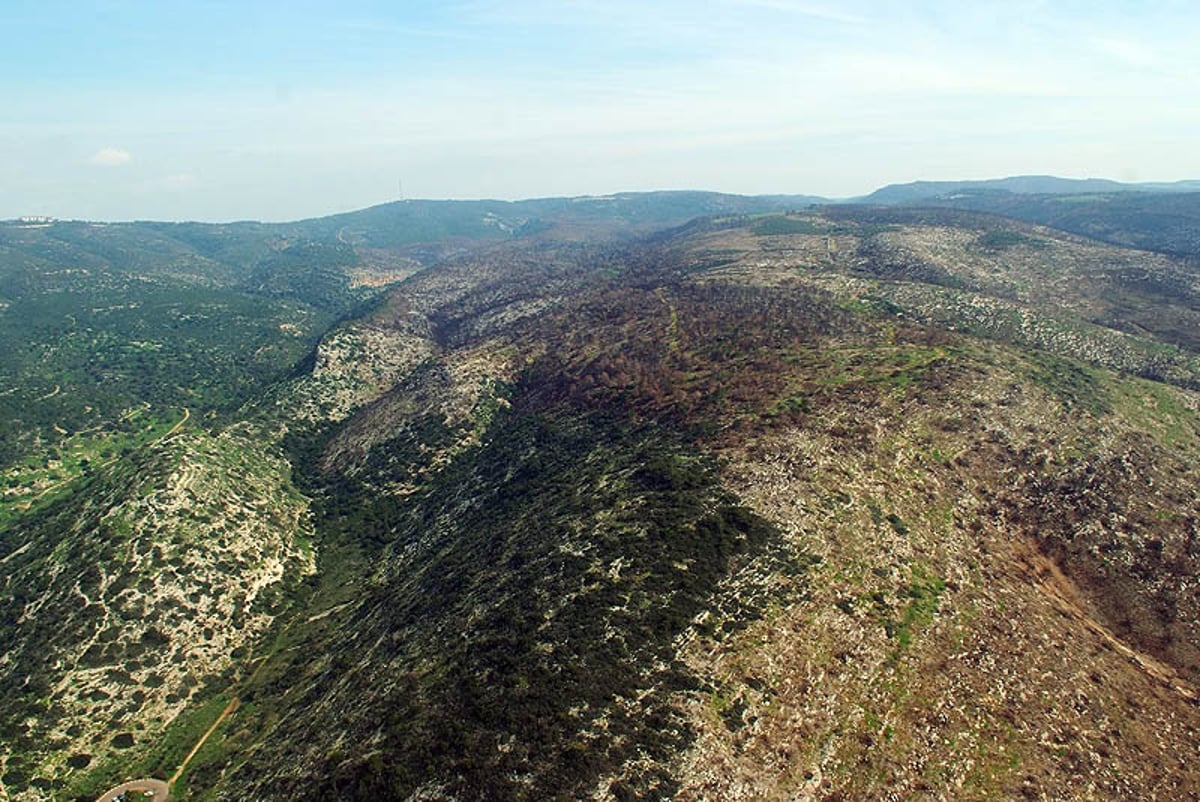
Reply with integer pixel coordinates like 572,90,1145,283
751,216,827,236
975,230,1045,251
0,407,186,530
886,566,946,650
838,295,906,318
1109,375,1200,448
1023,351,1110,415
802,344,950,395
766,391,810,417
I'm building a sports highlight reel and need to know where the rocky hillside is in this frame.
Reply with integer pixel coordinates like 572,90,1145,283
188,212,1200,799
3,197,1200,801
0,426,314,800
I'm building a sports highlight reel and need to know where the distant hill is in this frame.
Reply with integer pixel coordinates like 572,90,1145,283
890,190,1200,258
860,175,1200,205
293,190,829,248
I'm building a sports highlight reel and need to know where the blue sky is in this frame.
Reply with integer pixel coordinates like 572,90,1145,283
3,1,1198,221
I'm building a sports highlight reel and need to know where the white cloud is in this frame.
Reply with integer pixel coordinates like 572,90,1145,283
89,146,132,166
1090,37,1158,69
162,173,196,189
729,0,868,26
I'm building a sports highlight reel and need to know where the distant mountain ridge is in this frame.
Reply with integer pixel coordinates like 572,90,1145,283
859,175,1200,204
294,190,828,248
12,180,1200,231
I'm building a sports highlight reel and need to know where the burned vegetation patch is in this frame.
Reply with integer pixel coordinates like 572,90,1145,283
519,281,860,428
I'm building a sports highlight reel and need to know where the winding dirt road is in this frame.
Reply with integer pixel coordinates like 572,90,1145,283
160,407,190,440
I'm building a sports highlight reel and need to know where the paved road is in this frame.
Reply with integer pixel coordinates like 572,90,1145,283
95,778,168,802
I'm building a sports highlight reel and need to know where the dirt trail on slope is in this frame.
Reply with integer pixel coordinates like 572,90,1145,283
160,407,190,440
167,654,272,786
1016,540,1198,703
168,697,239,786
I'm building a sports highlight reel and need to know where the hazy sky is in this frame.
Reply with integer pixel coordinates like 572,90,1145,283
4,0,1198,221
